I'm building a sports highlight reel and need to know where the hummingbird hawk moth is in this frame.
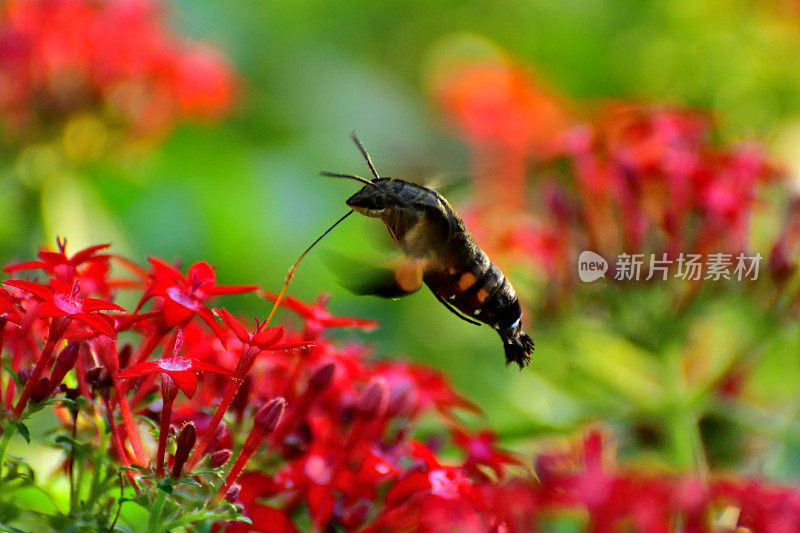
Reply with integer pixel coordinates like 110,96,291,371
316,134,534,369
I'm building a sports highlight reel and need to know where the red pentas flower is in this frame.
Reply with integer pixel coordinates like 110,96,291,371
2,239,139,300
0,285,22,326
182,310,313,474
137,258,256,341
452,428,519,480
435,59,569,155
8,241,800,532
261,292,377,340
0,0,237,139
118,354,233,398
372,361,479,417
215,308,313,354
4,279,123,338
4,238,110,281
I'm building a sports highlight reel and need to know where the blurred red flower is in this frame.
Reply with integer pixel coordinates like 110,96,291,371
0,0,237,140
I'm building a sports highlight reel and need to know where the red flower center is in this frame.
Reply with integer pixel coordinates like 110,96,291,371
167,286,199,309
52,292,82,315
157,359,192,372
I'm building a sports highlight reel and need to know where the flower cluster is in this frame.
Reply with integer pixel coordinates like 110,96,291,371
525,431,800,533
0,0,236,145
436,57,782,290
1,239,799,531
0,239,513,531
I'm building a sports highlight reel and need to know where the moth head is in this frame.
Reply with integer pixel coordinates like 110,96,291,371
346,183,390,218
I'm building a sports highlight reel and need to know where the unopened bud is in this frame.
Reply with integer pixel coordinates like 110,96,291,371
161,374,178,404
385,383,412,417
208,449,231,468
30,377,51,403
49,342,81,391
224,483,241,502
209,422,232,451
308,362,336,392
86,366,112,397
17,368,32,385
357,377,388,418
117,344,132,369
171,423,196,479
770,241,794,284
255,397,287,433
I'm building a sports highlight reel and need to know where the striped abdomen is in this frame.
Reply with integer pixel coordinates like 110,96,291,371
423,234,522,335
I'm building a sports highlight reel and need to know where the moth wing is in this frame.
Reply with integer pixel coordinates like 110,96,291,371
326,251,432,299
395,214,451,262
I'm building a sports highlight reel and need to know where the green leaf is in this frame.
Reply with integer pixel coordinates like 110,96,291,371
1,360,21,386
13,423,30,444
157,478,174,494
0,500,21,524
52,435,91,458
179,478,202,488
119,464,148,474
134,415,159,431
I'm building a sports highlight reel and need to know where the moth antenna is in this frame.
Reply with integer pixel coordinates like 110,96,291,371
319,171,379,188
350,131,381,179
262,211,355,326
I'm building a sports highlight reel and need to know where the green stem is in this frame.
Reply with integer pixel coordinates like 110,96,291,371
147,488,168,533
663,350,707,472
160,509,208,531
86,428,110,506
0,422,17,483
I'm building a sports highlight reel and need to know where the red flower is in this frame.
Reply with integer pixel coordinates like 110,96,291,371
4,279,122,338
436,60,568,155
0,286,22,326
118,355,233,398
452,429,519,480
137,259,256,341
0,0,237,138
261,292,377,339
214,308,313,352
4,239,110,280
173,46,236,120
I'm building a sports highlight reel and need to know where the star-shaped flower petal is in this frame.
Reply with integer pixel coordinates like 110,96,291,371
136,259,257,343
4,279,123,338
4,238,111,280
214,308,314,351
260,292,377,337
118,356,233,398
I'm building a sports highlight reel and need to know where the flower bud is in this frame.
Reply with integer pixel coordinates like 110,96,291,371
208,422,232,451
208,449,231,468
86,366,112,397
357,377,388,419
171,422,196,479
308,362,336,392
17,368,33,385
385,383,412,418
48,342,81,392
255,397,287,433
224,483,241,502
30,377,50,403
770,241,794,284
161,374,178,404
117,344,132,369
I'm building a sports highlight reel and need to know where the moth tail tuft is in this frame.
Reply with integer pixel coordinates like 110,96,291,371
503,332,535,370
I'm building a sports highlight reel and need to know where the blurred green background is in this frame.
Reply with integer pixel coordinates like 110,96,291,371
6,0,800,462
